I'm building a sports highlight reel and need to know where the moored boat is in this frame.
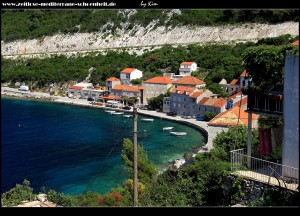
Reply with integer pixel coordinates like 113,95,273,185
170,131,187,136
104,110,116,114
123,114,132,118
112,112,124,115
163,127,174,130
141,118,154,122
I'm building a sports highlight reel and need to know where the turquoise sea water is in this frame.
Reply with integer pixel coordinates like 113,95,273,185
1,97,205,195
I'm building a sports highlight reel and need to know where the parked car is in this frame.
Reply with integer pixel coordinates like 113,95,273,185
196,116,205,121
167,112,177,117
87,97,94,101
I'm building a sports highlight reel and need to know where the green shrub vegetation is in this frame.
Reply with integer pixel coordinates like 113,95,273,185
2,126,298,206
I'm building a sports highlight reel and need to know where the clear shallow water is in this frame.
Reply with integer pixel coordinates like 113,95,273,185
1,97,205,195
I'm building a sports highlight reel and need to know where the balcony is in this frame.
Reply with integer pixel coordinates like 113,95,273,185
230,149,298,191
246,89,283,116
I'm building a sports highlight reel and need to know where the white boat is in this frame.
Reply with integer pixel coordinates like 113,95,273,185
141,118,154,122
112,112,124,115
104,110,116,114
170,132,187,136
123,115,132,118
163,127,174,130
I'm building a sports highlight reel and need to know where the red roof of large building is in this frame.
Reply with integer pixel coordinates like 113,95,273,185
292,40,299,46
180,62,195,65
190,91,203,98
144,76,172,84
106,77,120,82
121,68,136,73
170,86,195,95
198,97,227,108
69,85,84,90
112,85,141,92
208,106,258,127
234,97,248,107
172,76,205,86
229,79,239,85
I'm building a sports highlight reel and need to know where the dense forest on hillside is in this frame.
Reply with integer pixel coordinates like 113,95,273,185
1,9,299,42
1,34,298,93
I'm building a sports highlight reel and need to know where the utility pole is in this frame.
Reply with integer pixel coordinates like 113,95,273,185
133,103,138,207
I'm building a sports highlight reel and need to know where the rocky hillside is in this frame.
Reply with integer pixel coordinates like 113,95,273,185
2,21,298,58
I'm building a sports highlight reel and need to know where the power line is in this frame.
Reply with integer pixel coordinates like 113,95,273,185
84,117,132,193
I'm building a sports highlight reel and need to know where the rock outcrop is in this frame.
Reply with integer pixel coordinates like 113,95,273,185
2,22,298,58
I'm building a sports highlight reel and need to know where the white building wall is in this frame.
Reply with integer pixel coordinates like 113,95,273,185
282,54,299,179
130,69,143,80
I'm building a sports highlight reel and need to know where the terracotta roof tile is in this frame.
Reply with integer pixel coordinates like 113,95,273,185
170,86,195,95
106,77,120,82
112,85,141,92
229,79,239,85
198,97,226,107
198,97,210,105
213,98,227,107
121,68,136,73
69,85,84,90
240,70,247,77
190,91,203,98
180,62,195,65
292,40,299,46
172,76,205,86
144,76,172,84
208,106,258,127
234,97,248,107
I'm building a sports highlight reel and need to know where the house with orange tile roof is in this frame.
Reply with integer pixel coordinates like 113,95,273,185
220,70,251,95
105,77,120,92
68,82,99,99
208,106,259,128
197,97,228,117
292,40,299,46
111,84,142,99
143,76,173,105
179,62,197,75
168,86,208,116
172,76,206,88
120,68,143,85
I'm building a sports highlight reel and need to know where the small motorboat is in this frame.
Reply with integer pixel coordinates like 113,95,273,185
112,112,124,115
170,132,187,136
141,118,154,122
163,127,174,131
104,110,116,114
123,115,132,118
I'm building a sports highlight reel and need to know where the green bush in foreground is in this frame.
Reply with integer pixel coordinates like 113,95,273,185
1,179,35,206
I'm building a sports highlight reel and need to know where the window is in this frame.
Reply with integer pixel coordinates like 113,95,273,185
184,98,186,101
199,107,201,110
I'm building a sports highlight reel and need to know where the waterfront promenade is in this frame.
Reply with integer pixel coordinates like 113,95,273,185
1,87,228,153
